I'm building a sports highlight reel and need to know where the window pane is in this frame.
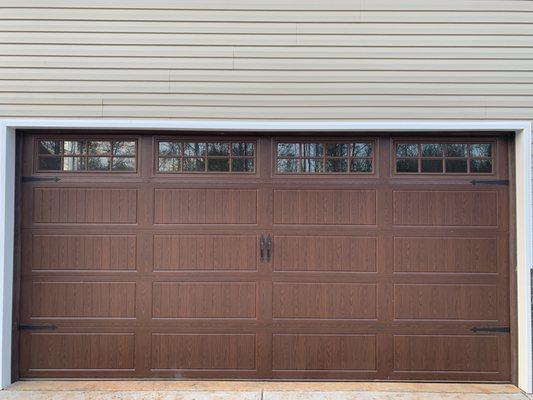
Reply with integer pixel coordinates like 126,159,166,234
158,157,181,172
302,143,324,157
159,141,181,156
277,158,298,173
112,157,136,171
471,159,492,173
88,156,110,171
326,159,348,172
396,158,418,173
183,158,205,172
396,144,418,157
207,158,229,172
301,158,324,173
207,143,229,156
88,141,111,155
445,144,467,157
470,144,492,158
232,158,254,172
421,159,443,173
184,142,206,157
38,156,61,170
326,144,349,157
38,140,61,155
351,143,372,157
421,144,442,157
113,141,136,156
64,141,85,155
63,157,86,171
350,158,372,173
277,143,299,157
232,142,254,156
445,159,468,173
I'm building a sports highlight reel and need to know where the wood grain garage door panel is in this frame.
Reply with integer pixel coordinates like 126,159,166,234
33,188,137,224
151,334,256,370
31,282,136,318
152,282,256,318
394,284,498,321
273,335,376,371
393,237,498,273
154,189,257,224
153,235,256,271
19,133,511,381
27,333,135,371
273,190,376,225
273,236,377,272
393,190,498,226
32,234,136,271
393,335,499,372
273,283,377,319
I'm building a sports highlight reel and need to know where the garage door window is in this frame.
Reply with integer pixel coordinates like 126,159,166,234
37,139,137,172
276,141,373,174
395,142,493,174
156,140,255,173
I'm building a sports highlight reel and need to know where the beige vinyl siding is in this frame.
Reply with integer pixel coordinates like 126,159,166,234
1,0,533,119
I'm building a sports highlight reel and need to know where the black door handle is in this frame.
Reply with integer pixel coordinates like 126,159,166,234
259,234,267,263
265,235,273,262
259,234,273,263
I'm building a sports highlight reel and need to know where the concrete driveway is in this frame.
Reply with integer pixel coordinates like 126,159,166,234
0,381,529,399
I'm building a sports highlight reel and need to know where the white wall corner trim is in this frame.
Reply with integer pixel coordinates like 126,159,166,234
0,119,531,393
0,122,15,390
515,120,533,394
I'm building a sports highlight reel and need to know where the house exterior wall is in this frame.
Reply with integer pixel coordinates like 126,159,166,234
0,0,533,120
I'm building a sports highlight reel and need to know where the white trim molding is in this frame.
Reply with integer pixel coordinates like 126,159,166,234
0,119,531,393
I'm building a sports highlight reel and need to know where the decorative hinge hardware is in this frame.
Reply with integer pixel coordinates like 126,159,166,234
470,179,509,186
22,176,60,183
470,326,510,333
18,323,58,330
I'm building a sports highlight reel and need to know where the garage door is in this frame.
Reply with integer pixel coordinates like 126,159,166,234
18,132,511,381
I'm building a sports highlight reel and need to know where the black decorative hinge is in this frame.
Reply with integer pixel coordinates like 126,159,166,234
470,326,510,333
470,179,509,186
22,176,60,183
18,323,58,330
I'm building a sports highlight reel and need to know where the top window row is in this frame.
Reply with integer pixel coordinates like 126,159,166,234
35,139,495,175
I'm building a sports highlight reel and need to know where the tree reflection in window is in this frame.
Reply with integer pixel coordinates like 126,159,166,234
157,140,255,173
395,142,493,174
276,141,373,174
37,139,137,172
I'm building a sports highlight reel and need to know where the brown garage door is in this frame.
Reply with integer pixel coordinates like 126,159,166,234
18,132,511,381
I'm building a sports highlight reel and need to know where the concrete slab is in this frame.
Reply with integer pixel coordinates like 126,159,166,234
263,392,527,400
0,381,528,400
0,391,261,400
4,381,522,393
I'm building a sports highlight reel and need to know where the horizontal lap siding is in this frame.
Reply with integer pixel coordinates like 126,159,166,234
1,1,533,119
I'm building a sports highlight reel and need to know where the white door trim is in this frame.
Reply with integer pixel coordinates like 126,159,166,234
0,119,531,392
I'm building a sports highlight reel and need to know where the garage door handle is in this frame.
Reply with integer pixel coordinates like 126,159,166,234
259,234,272,263
260,234,267,263
266,235,273,262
